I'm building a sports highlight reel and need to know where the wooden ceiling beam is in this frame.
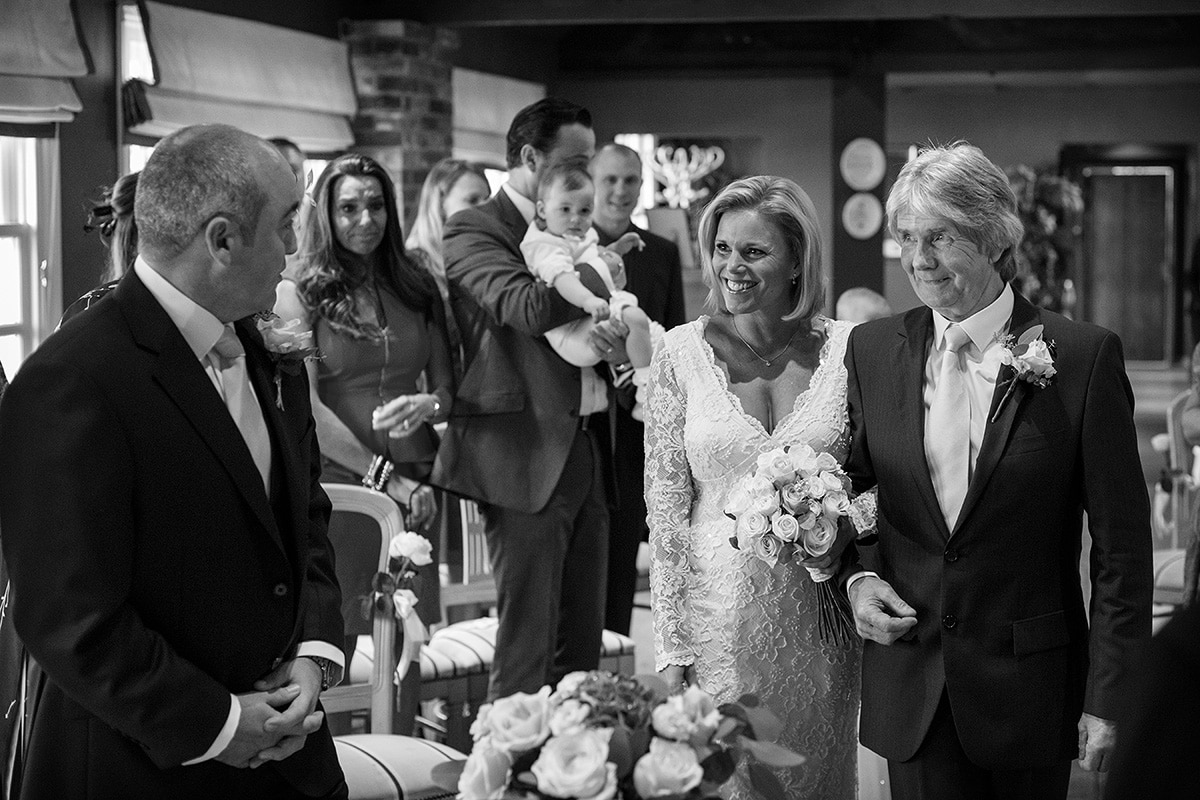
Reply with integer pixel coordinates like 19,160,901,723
396,0,1200,27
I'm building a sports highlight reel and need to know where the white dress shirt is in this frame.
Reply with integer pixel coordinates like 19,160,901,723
134,258,345,764
502,183,608,415
924,283,1014,485
848,283,1015,595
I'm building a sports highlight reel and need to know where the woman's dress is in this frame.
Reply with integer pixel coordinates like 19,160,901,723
645,316,862,800
314,280,448,629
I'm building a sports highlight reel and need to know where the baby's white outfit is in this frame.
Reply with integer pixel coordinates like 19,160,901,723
520,222,639,367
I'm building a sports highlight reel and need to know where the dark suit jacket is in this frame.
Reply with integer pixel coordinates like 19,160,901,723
844,292,1153,769
0,271,344,798
434,190,608,514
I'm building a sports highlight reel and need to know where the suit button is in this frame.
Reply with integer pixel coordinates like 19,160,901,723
942,614,957,630
274,583,288,597
944,550,959,563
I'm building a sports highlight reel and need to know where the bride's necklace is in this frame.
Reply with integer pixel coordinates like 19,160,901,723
731,316,803,366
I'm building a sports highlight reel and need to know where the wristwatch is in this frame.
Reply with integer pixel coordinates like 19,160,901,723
302,655,337,691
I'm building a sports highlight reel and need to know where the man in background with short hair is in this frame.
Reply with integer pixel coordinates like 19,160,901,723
590,143,686,635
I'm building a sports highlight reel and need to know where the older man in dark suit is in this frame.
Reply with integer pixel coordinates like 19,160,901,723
843,142,1152,799
590,143,686,635
435,98,626,700
0,124,346,799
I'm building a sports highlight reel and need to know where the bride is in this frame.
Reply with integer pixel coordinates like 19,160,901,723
645,176,870,799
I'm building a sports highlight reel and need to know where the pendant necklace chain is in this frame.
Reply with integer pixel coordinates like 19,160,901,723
731,316,802,366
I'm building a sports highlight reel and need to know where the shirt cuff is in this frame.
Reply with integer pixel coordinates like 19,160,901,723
296,640,346,687
846,570,880,598
182,694,239,765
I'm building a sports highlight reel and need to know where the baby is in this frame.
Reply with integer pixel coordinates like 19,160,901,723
520,158,657,415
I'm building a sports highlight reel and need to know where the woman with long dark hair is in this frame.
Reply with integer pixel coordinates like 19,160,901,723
275,153,454,733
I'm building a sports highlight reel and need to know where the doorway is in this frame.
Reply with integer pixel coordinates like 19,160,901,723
1061,144,1192,365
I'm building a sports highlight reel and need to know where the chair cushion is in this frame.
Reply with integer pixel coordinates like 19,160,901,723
349,618,637,685
335,734,464,800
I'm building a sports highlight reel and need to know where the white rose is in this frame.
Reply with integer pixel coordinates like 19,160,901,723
749,489,780,517
471,703,494,741
723,484,753,518
803,516,837,558
549,698,592,736
755,449,796,486
788,443,820,476
735,512,770,550
819,471,845,494
779,481,807,514
486,686,552,753
814,452,840,472
651,686,720,742
457,737,512,800
744,474,776,500
1021,339,1056,378
804,474,828,500
633,738,704,798
257,316,314,353
822,491,851,518
749,532,783,567
771,512,801,543
531,728,613,799
389,530,433,566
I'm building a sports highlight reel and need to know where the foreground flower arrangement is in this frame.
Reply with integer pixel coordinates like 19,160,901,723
435,671,804,800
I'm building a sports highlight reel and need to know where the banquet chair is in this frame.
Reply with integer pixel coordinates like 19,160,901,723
320,483,401,733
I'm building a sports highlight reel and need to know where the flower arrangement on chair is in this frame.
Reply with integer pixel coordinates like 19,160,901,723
363,531,433,678
434,670,804,800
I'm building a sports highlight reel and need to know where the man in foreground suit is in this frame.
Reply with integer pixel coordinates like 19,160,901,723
0,124,347,799
843,142,1152,799
435,97,623,700
590,143,686,635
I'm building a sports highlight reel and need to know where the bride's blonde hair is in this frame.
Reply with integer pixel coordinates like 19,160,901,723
697,175,826,323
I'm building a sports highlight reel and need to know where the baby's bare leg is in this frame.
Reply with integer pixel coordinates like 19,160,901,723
621,306,653,368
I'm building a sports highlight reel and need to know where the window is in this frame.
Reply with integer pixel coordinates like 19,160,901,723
0,135,57,373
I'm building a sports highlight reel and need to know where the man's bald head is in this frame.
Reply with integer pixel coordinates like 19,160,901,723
136,124,282,260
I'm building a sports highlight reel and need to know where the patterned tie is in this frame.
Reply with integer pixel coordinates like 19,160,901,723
211,324,272,495
927,323,972,532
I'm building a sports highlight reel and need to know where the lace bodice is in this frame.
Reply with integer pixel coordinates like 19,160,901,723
644,315,860,799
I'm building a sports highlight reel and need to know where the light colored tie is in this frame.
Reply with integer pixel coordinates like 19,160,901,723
211,324,272,495
927,323,972,532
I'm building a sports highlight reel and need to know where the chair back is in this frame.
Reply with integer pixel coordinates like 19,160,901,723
1165,390,1199,550
439,499,496,621
320,483,402,732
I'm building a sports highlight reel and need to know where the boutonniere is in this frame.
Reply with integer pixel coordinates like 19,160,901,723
254,311,320,410
990,323,1056,423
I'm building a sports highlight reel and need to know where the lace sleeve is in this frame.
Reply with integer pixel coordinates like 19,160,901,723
848,487,878,537
643,342,695,672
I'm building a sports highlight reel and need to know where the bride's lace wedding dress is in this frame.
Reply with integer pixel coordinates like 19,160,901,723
645,316,862,800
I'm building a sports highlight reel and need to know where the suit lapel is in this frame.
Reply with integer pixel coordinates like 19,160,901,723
239,317,305,564
897,309,952,537
118,274,285,553
952,292,1042,537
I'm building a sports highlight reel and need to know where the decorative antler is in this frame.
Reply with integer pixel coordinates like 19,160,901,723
649,145,726,208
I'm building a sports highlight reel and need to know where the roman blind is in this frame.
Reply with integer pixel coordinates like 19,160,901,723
0,0,88,126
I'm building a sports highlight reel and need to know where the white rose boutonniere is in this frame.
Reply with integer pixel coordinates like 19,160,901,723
254,312,320,410
991,324,1057,422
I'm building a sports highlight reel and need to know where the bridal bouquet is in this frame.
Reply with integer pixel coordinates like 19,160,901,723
437,671,804,800
724,444,856,644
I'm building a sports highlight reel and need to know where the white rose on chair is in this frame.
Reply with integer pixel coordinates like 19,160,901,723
389,530,433,566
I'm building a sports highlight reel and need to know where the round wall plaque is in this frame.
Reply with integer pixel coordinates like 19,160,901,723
839,137,887,191
842,192,883,240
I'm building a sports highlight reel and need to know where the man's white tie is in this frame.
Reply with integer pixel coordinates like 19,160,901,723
928,323,972,532
211,324,273,495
